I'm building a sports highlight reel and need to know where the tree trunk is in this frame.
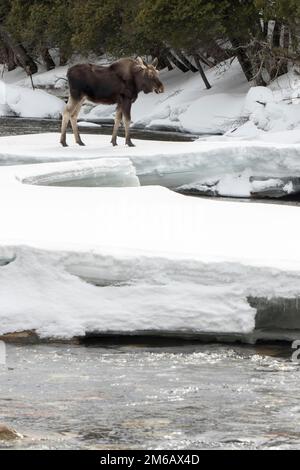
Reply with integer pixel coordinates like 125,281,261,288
271,22,288,78
0,25,37,74
59,50,68,66
197,51,216,68
193,54,211,89
41,48,55,70
0,44,16,71
230,38,253,82
176,50,198,72
167,50,190,72
157,53,173,71
206,40,230,63
263,20,269,39
283,25,290,50
273,21,281,48
7,46,16,71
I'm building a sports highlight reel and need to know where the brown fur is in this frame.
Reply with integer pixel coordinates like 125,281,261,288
60,57,164,147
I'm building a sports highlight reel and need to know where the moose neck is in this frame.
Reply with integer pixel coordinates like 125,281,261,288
134,70,147,94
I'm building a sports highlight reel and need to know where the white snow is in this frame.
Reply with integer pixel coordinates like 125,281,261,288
0,81,65,119
243,86,274,115
2,165,300,339
213,172,252,197
78,121,101,128
180,93,245,134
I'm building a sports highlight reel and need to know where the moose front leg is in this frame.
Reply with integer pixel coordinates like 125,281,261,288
70,98,85,146
60,98,72,147
122,99,135,147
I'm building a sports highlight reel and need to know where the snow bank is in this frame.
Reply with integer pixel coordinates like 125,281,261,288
179,93,245,134
14,65,69,90
0,247,257,339
1,171,300,340
223,75,300,139
0,81,65,118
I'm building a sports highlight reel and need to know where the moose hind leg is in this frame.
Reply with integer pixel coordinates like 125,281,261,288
111,106,122,146
60,97,80,147
123,116,134,147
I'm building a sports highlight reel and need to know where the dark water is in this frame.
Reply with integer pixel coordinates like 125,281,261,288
1,342,299,450
0,116,197,142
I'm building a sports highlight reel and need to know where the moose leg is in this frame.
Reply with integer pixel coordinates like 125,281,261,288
60,96,79,147
111,105,122,146
122,100,134,147
70,99,85,146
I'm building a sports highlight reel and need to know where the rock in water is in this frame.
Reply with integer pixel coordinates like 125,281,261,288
0,424,22,440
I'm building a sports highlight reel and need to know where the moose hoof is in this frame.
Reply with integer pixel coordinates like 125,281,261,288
126,141,135,147
111,141,118,147
60,142,68,147
77,141,85,146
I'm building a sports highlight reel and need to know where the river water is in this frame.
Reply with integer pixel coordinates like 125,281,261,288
0,118,299,450
0,116,197,141
0,342,299,450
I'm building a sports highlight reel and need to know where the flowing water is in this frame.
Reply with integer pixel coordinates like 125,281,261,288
0,118,300,450
0,341,299,450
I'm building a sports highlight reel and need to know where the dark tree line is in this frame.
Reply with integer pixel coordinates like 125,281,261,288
1,0,300,88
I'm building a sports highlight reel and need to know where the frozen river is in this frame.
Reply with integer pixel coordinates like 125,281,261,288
0,342,299,450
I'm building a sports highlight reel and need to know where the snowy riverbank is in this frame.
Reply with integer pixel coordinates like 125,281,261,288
1,133,300,197
2,57,300,141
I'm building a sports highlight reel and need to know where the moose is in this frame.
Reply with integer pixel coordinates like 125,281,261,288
60,57,164,148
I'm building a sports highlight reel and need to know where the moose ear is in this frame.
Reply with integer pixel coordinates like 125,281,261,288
136,56,146,68
152,57,158,68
